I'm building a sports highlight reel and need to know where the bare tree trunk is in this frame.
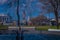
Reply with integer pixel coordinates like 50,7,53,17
17,0,20,27
16,0,21,40
50,0,59,29
54,9,59,29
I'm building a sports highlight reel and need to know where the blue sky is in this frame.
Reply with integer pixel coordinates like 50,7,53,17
0,0,55,21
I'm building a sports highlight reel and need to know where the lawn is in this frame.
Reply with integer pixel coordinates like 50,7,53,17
0,25,60,30
0,25,8,30
21,25,60,31
35,26,60,31
50,26,60,29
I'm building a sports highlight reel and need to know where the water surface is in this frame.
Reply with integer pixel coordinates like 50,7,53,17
0,33,60,40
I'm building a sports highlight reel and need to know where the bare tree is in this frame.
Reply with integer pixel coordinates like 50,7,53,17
7,0,21,40
7,0,20,26
39,0,60,29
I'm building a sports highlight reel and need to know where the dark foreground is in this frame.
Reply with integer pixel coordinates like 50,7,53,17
0,30,60,40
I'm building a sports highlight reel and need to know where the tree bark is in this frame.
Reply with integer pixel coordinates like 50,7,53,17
50,0,59,29
16,0,21,40
54,9,59,29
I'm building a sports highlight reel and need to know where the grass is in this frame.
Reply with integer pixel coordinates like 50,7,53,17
0,25,8,30
50,26,60,29
35,26,60,31
21,25,60,31
35,26,49,31
0,25,60,30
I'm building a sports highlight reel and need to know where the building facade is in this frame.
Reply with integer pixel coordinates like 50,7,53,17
31,15,49,26
0,14,12,25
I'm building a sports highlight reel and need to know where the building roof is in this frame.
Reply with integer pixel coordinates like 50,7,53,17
50,18,60,23
0,14,7,16
50,19,56,21
31,15,48,22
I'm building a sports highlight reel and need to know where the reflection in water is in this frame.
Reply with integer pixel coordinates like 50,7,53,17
23,33,60,40
0,31,60,40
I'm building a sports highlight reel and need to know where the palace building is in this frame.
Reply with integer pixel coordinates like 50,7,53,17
0,14,12,25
